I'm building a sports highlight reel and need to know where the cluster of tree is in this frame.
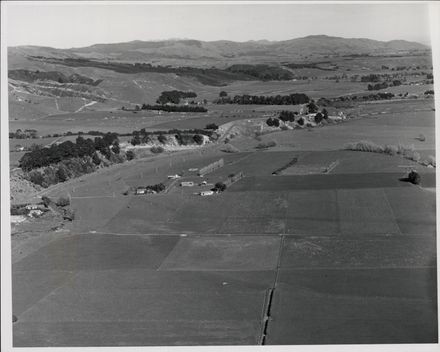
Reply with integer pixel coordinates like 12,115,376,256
318,93,394,106
156,90,197,105
176,134,204,145
9,129,38,139
146,183,166,193
266,117,281,127
226,64,293,81
285,61,336,71
278,111,298,122
19,133,119,171
140,104,207,113
26,156,99,187
360,74,382,82
214,93,310,105
8,69,102,86
205,123,219,130
268,107,328,127
424,90,434,95
212,182,227,193
130,128,213,146
367,80,402,91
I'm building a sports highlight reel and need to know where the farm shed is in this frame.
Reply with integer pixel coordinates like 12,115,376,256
181,181,194,187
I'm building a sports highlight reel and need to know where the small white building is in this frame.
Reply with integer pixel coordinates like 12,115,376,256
200,191,214,196
181,181,194,187
136,187,147,195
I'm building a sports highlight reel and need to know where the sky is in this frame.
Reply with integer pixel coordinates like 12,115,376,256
5,1,433,48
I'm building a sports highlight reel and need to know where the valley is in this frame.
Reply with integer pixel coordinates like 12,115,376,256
7,35,437,347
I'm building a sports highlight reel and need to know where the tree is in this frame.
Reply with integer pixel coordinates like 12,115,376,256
408,170,421,185
214,182,227,192
205,123,218,130
322,108,329,119
314,112,324,124
219,91,228,97
306,101,318,113
56,165,69,182
193,134,204,145
41,196,53,207
112,144,120,154
158,134,167,144
131,134,141,146
92,152,101,165
126,150,135,160
56,196,70,207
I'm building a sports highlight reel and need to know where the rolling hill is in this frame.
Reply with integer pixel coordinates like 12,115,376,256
7,35,431,121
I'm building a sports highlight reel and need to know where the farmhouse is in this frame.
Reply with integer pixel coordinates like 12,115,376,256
181,181,194,187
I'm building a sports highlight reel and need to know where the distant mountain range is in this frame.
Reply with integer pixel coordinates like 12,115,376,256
9,35,429,67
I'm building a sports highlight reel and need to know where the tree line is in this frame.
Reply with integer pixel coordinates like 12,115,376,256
156,90,197,105
214,93,310,105
140,104,207,113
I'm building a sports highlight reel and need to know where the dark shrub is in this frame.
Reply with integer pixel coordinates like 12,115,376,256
55,165,69,182
408,170,421,185
28,170,45,186
193,134,204,145
314,112,324,124
306,101,319,113
92,152,101,165
56,196,70,207
63,208,75,221
205,123,219,130
126,150,135,160
158,134,167,144
151,146,164,154
41,196,52,207
214,182,227,192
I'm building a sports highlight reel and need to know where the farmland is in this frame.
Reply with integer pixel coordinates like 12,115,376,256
8,34,437,347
